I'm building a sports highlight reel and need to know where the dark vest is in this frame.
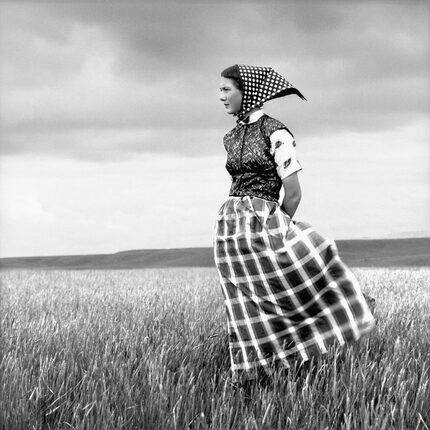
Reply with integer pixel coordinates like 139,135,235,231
224,115,292,202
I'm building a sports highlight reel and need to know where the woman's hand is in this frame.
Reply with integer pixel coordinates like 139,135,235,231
281,172,302,218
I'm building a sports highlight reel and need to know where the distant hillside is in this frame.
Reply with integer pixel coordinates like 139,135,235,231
0,238,428,270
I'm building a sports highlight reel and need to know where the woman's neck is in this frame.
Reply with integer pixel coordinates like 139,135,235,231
245,108,265,123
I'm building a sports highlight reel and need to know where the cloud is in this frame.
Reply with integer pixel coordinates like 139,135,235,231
0,127,226,160
0,1,428,160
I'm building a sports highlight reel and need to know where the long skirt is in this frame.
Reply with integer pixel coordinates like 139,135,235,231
214,196,375,378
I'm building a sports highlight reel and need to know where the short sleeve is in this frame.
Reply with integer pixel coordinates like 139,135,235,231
269,129,302,179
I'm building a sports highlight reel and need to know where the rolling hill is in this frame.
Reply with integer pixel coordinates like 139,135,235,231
0,238,428,270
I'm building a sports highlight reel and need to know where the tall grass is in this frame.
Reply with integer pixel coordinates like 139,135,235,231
1,268,429,429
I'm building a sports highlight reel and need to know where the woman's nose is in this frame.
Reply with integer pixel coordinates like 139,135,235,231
219,92,226,102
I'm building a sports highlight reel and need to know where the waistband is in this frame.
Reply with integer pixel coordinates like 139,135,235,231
229,193,279,203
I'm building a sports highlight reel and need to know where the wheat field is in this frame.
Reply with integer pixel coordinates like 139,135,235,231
0,268,429,430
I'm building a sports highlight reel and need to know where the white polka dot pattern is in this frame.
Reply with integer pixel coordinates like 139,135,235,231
237,65,304,120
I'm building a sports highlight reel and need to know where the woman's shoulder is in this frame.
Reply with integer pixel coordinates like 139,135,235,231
262,114,285,128
261,115,294,138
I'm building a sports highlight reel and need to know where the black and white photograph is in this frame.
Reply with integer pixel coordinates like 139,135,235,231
0,1,429,429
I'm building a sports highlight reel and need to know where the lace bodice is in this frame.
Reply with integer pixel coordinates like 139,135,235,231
223,114,293,202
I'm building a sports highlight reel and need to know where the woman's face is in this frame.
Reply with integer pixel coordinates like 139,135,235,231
219,77,242,115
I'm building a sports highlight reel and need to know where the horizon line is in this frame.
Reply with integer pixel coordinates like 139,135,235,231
1,235,429,260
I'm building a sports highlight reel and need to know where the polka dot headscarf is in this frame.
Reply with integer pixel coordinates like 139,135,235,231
222,64,306,122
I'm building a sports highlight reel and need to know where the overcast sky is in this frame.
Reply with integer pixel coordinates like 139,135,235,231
0,1,429,257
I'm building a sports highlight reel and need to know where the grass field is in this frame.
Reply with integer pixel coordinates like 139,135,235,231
1,268,429,429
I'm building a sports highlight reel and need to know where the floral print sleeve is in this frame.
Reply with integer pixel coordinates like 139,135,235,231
269,129,302,179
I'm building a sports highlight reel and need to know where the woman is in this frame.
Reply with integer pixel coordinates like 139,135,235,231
214,64,375,380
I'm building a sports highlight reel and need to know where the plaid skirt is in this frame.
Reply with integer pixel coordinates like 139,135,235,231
214,196,375,378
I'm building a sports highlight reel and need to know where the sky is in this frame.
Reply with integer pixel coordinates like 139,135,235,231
0,0,429,257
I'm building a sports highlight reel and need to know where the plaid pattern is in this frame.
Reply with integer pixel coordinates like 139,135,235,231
214,196,375,378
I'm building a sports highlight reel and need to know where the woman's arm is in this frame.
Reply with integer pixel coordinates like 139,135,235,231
281,172,301,218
